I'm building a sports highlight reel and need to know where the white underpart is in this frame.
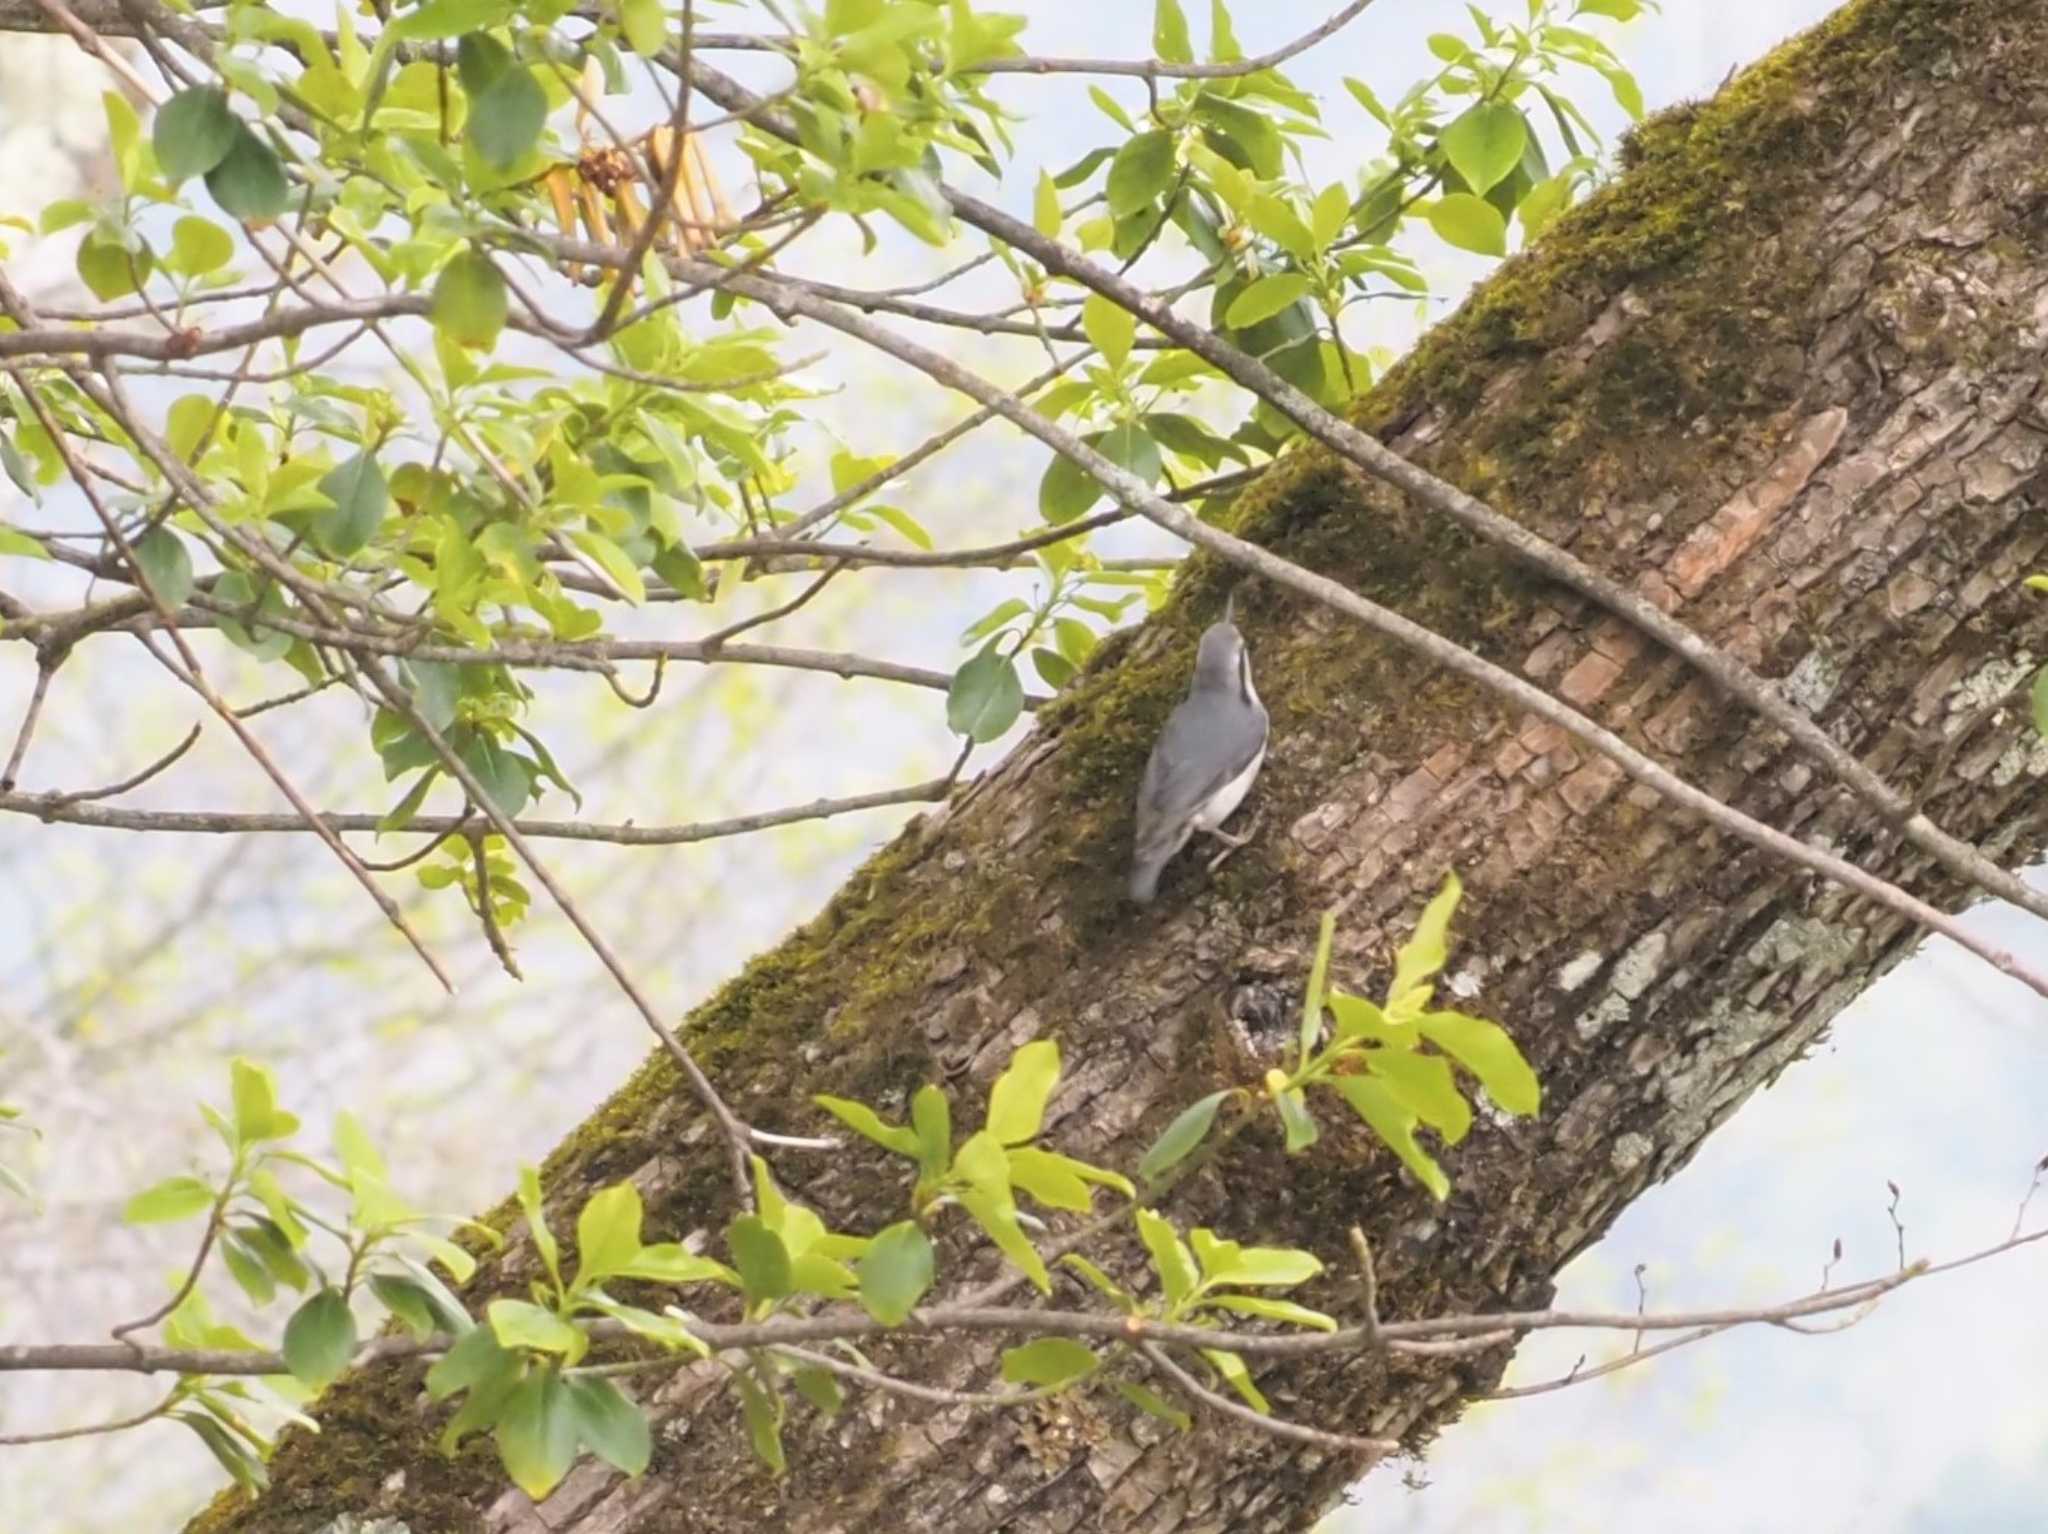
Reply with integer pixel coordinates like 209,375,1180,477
1193,662,1263,832
1193,744,1265,831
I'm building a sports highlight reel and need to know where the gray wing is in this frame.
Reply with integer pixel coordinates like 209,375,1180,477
1132,691,1268,861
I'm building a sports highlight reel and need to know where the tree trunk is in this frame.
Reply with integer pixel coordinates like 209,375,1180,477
196,0,2048,1528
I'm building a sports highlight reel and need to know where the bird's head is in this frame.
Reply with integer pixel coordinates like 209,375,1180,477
1191,593,1253,700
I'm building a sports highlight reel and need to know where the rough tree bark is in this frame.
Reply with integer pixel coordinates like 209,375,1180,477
187,0,2048,1528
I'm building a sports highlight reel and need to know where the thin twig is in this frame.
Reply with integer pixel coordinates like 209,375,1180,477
0,774,954,842
1140,1342,1398,1457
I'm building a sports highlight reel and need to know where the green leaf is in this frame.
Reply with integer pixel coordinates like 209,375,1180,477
812,1095,921,1158
1207,0,1241,61
1603,65,1645,121
368,1273,440,1337
985,1038,1059,1147
954,1132,1049,1292
1344,75,1390,127
124,1174,216,1224
1274,1087,1319,1152
153,87,239,181
1152,0,1193,60
789,1366,845,1417
0,525,46,558
1115,1380,1192,1429
282,1288,357,1388
314,451,388,558
728,1215,793,1305
612,1243,735,1288
1201,1346,1268,1412
76,234,150,302
495,1367,577,1500
487,1298,588,1362
1440,101,1528,195
392,0,515,39
1082,292,1137,371
562,1375,651,1477
516,1164,561,1291
1106,129,1176,218
1089,84,1138,134
1224,272,1313,330
178,1411,268,1493
1001,1337,1100,1388
1203,1294,1337,1331
1517,172,1575,242
574,1182,644,1287
947,643,1024,743
220,1233,275,1306
736,1370,786,1474
230,1058,298,1142
856,1220,933,1325
1134,1206,1199,1308
894,1089,946,1195
458,34,547,170
166,215,235,277
1298,907,1336,1062
1366,1047,1473,1142
1038,450,1103,526
1188,1229,1321,1287
1137,1090,1228,1183
1332,1075,1450,1201
619,0,668,55
432,248,508,351
568,528,647,605
1032,647,1077,689
129,527,195,608
1388,872,1462,1013
1328,990,1406,1046
1005,1145,1131,1213
1427,193,1508,257
459,732,532,819
1032,167,1061,238
1416,1010,1542,1116
425,1321,516,1401
204,124,290,223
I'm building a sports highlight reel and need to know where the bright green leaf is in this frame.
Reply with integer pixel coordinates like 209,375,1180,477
1152,0,1192,62
856,1220,933,1325
1427,193,1508,257
124,1174,215,1224
1388,872,1463,1012
1001,1337,1099,1389
1082,293,1137,371
1032,167,1061,238
1440,102,1529,195
1332,1075,1450,1200
812,1095,921,1158
1137,1090,1228,1183
1134,1206,1198,1308
574,1182,644,1287
1224,272,1313,329
1116,1380,1192,1429
985,1038,1059,1147
1416,1010,1542,1116
728,1215,793,1305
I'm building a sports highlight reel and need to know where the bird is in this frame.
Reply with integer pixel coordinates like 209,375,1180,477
1128,594,1269,905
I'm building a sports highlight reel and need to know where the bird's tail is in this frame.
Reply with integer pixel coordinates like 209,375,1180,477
1128,857,1164,905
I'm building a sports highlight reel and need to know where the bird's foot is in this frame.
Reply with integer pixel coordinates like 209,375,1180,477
1204,811,1261,871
